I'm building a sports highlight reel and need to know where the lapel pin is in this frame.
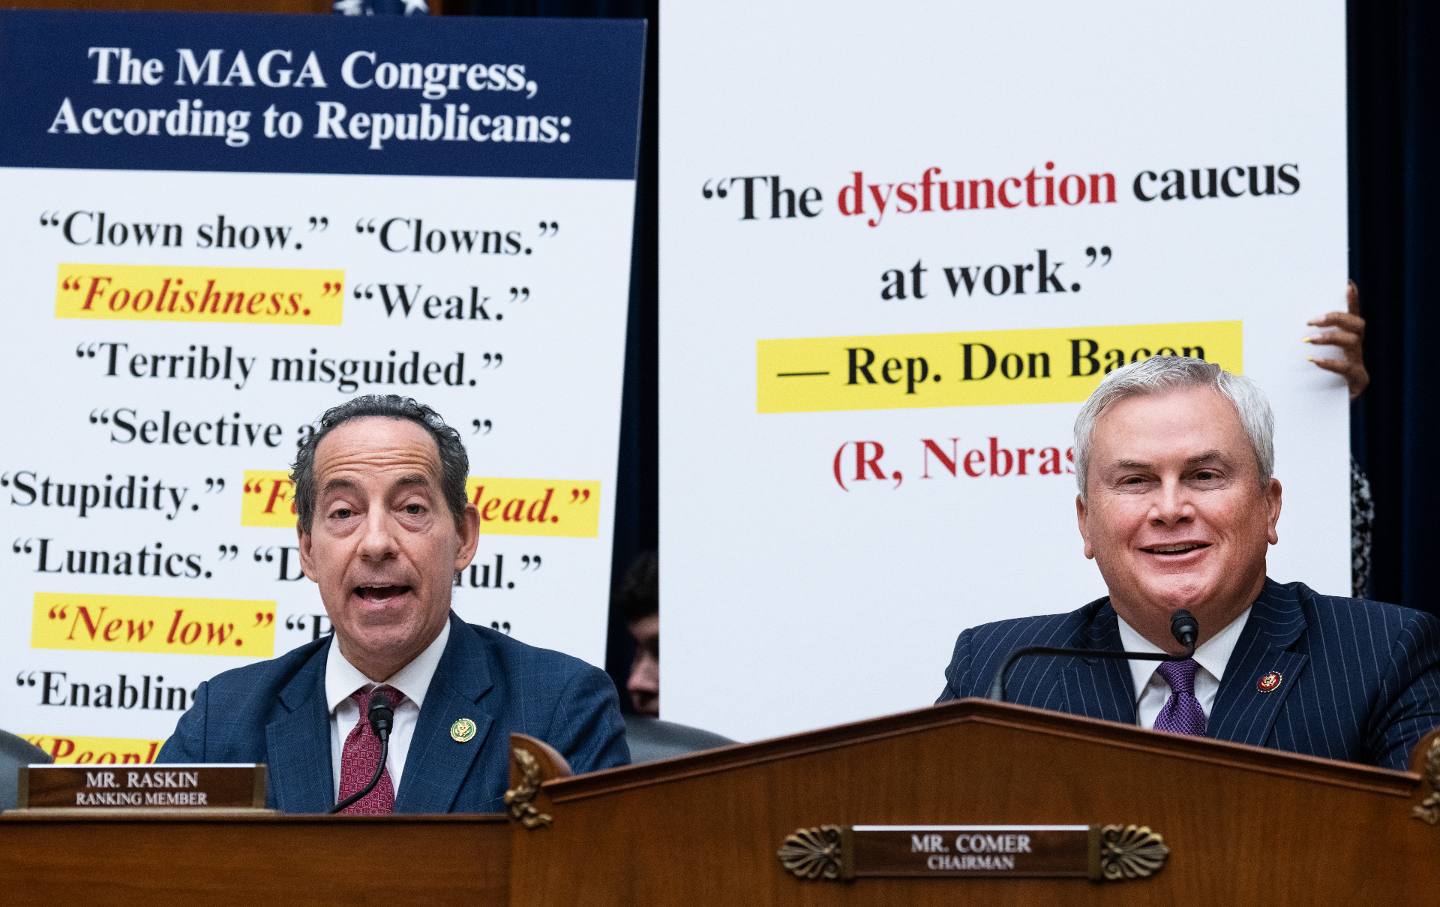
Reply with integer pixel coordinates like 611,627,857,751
1257,671,1283,693
450,717,477,743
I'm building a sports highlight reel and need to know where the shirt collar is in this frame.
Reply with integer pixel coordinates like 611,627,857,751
1115,605,1251,700
324,617,451,714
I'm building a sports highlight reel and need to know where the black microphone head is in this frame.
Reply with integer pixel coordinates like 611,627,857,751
368,689,396,737
1170,609,1199,651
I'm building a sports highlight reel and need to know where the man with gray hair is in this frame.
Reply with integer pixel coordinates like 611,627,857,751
937,356,1440,770
159,395,628,811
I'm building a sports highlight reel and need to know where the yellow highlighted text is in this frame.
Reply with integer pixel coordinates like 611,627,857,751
240,472,600,538
467,478,600,538
33,592,276,657
21,734,163,765
242,470,297,528
757,321,1242,413
55,263,344,325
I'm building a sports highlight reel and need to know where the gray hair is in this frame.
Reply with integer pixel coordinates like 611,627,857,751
1073,356,1274,497
291,395,470,532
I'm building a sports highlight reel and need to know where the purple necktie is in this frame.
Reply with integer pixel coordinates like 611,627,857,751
1152,659,1207,736
337,685,399,815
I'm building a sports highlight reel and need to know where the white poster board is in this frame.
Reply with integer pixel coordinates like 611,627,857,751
0,11,644,762
660,1,1349,741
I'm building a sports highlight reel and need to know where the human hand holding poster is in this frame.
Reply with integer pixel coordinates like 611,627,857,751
661,1,1348,740
0,11,644,762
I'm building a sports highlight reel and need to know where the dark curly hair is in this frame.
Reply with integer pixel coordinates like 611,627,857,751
291,395,469,532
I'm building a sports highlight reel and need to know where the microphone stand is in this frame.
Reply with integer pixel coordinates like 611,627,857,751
988,609,1199,702
329,690,396,814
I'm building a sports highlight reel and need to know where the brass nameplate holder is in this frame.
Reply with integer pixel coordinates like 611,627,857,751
778,824,1168,883
17,764,267,811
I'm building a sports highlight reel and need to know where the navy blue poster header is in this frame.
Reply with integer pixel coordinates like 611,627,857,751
0,11,645,180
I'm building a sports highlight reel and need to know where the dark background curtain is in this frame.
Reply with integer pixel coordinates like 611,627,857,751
1348,2,1437,614
455,0,658,695
454,0,1438,701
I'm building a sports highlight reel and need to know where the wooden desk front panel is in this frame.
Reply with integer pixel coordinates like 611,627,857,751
0,813,509,906
509,703,1436,906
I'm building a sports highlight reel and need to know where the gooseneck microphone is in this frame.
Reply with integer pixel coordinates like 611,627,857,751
329,689,396,814
988,609,1199,702
1170,609,1198,651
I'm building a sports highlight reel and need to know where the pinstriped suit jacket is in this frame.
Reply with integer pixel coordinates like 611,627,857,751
937,578,1440,771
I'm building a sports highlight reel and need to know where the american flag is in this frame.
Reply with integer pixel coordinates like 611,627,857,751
333,0,430,14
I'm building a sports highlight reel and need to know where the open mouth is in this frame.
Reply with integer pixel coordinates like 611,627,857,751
1140,543,1210,557
355,585,412,602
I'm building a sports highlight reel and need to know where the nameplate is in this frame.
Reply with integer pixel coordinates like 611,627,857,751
18,764,267,810
778,824,1168,883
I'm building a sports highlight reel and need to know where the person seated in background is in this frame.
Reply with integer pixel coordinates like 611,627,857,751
614,550,732,761
619,550,660,717
937,356,1440,770
157,395,628,812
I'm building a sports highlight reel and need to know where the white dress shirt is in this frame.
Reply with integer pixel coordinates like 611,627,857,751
1116,607,1250,729
325,620,449,799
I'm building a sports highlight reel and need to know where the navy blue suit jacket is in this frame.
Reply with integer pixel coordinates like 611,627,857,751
937,579,1440,771
157,612,629,812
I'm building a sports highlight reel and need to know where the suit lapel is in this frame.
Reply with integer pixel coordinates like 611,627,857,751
265,642,335,813
1056,602,1138,725
1209,580,1309,747
395,614,495,813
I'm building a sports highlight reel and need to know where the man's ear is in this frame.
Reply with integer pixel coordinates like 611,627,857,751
1076,494,1096,560
296,525,317,582
453,504,480,570
1266,477,1283,545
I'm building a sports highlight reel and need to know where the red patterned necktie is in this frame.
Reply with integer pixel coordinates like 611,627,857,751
337,685,399,815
